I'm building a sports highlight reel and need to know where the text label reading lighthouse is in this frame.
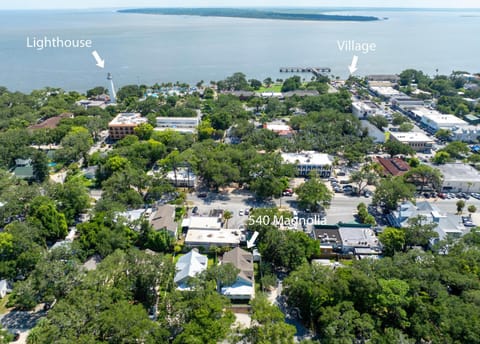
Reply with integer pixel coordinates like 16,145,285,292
26,36,93,51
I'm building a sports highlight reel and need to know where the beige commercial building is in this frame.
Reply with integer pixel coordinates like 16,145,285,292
108,113,148,140
389,131,434,152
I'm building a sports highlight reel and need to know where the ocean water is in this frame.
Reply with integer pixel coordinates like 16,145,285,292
0,8,479,92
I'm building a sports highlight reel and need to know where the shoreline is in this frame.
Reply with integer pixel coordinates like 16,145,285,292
118,8,381,22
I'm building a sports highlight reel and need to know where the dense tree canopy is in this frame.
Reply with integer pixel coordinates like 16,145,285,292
373,177,416,211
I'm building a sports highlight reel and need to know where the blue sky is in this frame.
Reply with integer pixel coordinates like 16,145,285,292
2,0,480,10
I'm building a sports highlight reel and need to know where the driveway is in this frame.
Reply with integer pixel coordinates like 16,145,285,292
0,308,46,343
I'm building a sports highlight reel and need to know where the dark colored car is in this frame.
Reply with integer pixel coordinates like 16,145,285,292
192,206,199,214
197,192,207,198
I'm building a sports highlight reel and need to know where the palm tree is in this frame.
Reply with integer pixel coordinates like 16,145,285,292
456,200,466,214
223,210,233,229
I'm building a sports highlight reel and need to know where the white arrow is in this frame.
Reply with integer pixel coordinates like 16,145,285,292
348,55,359,75
247,231,259,249
91,50,105,69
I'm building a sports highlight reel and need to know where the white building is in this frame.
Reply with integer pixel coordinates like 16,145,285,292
388,201,467,242
281,151,333,178
155,116,200,134
182,216,222,231
259,92,283,99
0,280,10,299
436,163,480,193
418,109,467,133
174,249,207,290
117,208,146,222
184,229,241,248
369,86,402,99
263,123,293,137
451,126,480,143
352,102,380,119
75,99,108,109
389,131,435,152
391,96,425,109
166,168,197,188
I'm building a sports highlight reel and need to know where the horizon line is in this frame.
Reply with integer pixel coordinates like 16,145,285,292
1,6,480,11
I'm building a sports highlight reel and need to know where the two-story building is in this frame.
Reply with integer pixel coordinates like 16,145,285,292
281,151,333,178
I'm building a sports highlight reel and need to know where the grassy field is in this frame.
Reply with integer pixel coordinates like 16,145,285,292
0,295,11,315
257,84,283,93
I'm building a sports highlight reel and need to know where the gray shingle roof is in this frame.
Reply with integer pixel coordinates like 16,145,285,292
222,247,253,283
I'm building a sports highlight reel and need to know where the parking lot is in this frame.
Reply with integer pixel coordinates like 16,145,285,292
186,190,276,229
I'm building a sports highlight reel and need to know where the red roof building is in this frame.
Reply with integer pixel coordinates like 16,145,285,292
28,113,73,130
376,156,411,176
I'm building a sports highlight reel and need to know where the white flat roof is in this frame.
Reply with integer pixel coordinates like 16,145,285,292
156,116,200,122
411,107,442,117
436,163,480,182
109,113,147,126
352,101,375,111
185,229,241,245
166,170,196,181
281,151,332,166
422,113,467,126
265,124,292,132
390,131,434,143
183,216,222,230
154,127,197,133
370,86,401,97
117,209,145,222
339,227,379,247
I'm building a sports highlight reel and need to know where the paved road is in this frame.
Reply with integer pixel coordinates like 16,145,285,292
268,279,315,343
327,193,372,225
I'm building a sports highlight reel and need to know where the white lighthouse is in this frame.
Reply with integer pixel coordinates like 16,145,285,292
107,72,117,104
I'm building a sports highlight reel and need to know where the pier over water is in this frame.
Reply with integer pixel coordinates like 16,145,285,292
280,67,331,77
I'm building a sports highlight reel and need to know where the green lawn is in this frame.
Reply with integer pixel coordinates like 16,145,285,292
257,84,283,93
254,262,262,294
208,257,215,267
0,295,11,315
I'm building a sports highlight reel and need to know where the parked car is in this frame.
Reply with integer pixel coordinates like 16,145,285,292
244,208,250,216
192,206,199,214
197,192,207,198
11,331,20,342
239,210,244,216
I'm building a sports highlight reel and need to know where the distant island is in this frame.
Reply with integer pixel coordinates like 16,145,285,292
118,8,380,22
